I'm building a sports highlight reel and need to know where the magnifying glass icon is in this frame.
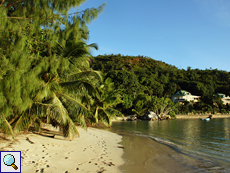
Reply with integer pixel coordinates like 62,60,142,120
3,154,18,170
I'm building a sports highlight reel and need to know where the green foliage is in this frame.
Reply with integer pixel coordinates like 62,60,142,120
91,78,123,126
169,111,176,119
0,0,106,139
91,54,230,114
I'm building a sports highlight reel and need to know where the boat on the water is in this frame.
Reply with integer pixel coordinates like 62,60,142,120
200,115,212,121
200,118,210,121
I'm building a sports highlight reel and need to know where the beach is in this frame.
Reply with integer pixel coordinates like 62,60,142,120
117,133,202,173
111,118,230,173
176,114,230,119
1,116,230,173
0,125,124,173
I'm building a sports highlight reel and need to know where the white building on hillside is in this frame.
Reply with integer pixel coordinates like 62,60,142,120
214,93,230,105
170,90,200,103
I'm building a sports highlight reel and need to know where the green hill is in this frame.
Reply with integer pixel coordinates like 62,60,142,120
91,54,230,114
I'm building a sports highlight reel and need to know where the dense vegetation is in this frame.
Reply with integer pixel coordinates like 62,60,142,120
1,0,229,140
91,54,230,115
0,0,123,140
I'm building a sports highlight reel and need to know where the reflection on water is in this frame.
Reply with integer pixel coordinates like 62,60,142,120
111,118,230,171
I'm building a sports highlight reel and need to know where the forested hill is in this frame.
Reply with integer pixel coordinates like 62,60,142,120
91,54,230,100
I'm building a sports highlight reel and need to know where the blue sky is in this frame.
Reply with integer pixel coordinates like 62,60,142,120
71,0,230,71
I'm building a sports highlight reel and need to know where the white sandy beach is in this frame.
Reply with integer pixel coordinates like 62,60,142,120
0,125,124,173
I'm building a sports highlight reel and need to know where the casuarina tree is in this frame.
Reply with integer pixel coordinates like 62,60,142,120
0,0,106,139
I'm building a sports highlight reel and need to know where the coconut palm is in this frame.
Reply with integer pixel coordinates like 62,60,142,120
131,93,150,117
92,78,123,126
0,1,106,139
0,30,102,140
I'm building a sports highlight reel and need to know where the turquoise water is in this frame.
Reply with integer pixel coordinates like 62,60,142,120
110,118,230,172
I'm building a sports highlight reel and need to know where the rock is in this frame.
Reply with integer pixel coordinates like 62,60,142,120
142,111,158,120
126,114,137,121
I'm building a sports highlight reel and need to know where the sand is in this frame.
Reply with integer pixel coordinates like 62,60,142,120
114,114,230,122
118,133,191,173
0,125,124,173
117,133,229,173
176,114,230,119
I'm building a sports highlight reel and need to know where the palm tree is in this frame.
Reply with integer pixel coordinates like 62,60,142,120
132,93,151,117
0,0,106,140
1,30,102,140
92,78,123,126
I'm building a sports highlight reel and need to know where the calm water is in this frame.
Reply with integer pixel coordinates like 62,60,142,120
110,118,230,172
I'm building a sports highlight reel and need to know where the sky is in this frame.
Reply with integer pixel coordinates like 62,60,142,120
70,0,230,71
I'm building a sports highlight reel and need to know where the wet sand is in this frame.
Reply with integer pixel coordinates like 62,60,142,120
117,133,228,173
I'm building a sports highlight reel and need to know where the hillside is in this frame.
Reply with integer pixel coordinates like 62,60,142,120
91,54,230,114
92,54,230,96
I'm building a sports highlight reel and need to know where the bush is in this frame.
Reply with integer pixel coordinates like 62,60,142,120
169,111,176,119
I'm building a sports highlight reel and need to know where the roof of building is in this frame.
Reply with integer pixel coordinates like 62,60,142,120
170,90,191,97
214,93,226,98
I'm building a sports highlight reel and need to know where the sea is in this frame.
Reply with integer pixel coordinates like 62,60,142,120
110,118,230,172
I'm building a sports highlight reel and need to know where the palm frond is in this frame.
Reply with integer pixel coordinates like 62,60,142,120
103,94,123,107
60,80,98,96
34,118,43,132
54,41,89,65
12,113,31,134
67,70,103,82
36,94,79,139
62,117,79,140
105,107,123,118
98,107,123,126
46,94,69,125
98,109,110,126
88,43,98,50
33,84,53,102
0,115,14,139
94,107,99,123
60,93,94,128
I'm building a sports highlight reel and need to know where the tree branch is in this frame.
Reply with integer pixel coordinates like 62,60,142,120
7,16,32,20
6,0,22,8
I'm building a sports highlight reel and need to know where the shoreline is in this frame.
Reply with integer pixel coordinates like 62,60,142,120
176,114,230,119
113,114,230,121
112,130,230,173
0,125,124,173
116,132,195,173
1,116,230,173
